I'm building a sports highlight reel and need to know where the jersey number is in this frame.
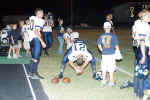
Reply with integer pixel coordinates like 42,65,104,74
30,20,34,30
102,36,112,48
74,43,86,51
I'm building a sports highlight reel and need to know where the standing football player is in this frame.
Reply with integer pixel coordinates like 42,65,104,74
43,13,54,56
22,18,30,56
120,10,150,99
28,8,46,79
63,27,73,50
97,22,122,87
105,13,115,33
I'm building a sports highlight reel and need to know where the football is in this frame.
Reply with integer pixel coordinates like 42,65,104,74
51,77,59,84
62,77,71,84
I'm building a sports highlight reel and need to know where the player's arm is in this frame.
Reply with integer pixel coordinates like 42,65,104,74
34,29,46,48
50,20,54,27
68,61,78,71
21,31,25,39
63,34,70,43
11,36,14,44
80,61,88,71
97,36,103,52
98,45,103,52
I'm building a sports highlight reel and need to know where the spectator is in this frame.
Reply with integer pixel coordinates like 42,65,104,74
16,20,24,57
57,18,64,56
8,24,18,59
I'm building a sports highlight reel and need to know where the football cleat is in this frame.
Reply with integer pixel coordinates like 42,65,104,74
120,80,130,89
95,71,103,80
59,72,63,79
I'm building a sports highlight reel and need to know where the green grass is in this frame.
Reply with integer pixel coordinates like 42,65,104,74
38,28,138,100
0,50,31,64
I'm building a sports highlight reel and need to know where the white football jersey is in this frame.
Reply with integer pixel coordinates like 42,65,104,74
72,40,87,53
68,40,92,62
22,24,30,42
43,20,52,32
29,16,45,41
70,32,79,41
132,19,150,46
68,50,92,62
64,32,72,49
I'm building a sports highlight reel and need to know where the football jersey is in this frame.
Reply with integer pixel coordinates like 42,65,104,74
97,32,119,55
132,19,150,47
68,49,92,62
43,19,52,32
72,40,87,53
29,16,45,41
22,24,30,42
63,32,72,49
68,40,92,62
63,32,71,39
105,20,113,27
70,32,79,41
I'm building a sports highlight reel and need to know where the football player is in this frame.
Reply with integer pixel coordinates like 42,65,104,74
28,8,46,79
105,13,115,33
43,13,54,56
58,36,96,79
22,18,30,56
123,10,150,99
98,22,122,87
63,27,73,50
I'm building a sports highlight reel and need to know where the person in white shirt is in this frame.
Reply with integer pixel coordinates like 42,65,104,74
22,18,30,56
43,14,54,56
29,8,46,80
131,10,150,99
63,27,73,50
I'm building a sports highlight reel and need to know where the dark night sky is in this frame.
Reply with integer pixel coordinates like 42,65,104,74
0,0,127,26
0,0,126,16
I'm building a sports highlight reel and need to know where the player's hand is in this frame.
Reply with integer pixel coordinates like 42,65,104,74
139,57,145,64
41,41,46,48
148,50,150,55
75,67,82,75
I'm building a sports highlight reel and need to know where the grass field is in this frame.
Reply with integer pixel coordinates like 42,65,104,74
37,27,138,100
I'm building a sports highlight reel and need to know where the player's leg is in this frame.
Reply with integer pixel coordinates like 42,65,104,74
101,55,108,86
8,46,12,58
120,80,134,89
101,71,107,86
29,38,43,79
134,76,139,97
24,41,30,56
90,56,96,78
139,78,144,98
58,49,71,79
106,54,116,86
49,32,53,48
87,49,96,78
58,36,64,56
16,40,22,57
59,56,68,79
43,32,49,56
108,71,115,86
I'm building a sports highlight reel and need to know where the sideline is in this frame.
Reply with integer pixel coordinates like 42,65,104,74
22,64,37,100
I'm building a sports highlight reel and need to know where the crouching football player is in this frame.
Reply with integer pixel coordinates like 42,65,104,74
58,39,96,79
